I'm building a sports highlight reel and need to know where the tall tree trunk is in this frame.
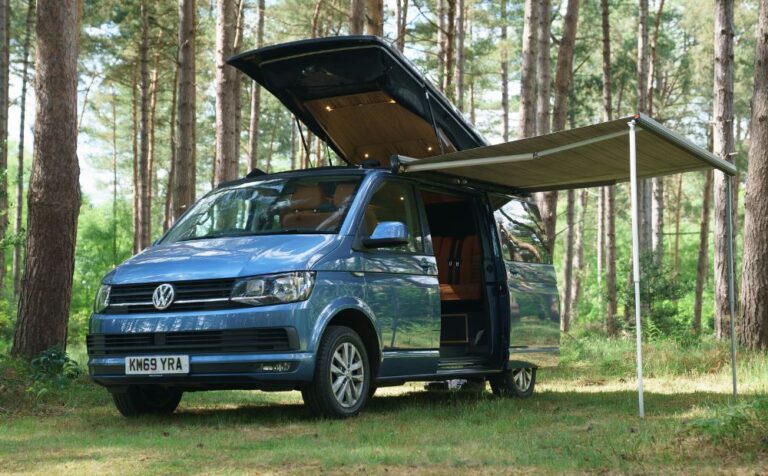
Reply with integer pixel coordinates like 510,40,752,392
713,0,735,340
365,0,383,36
442,0,456,98
12,0,81,358
536,0,550,136
0,0,8,295
13,0,34,297
233,0,245,169
518,0,537,139
500,0,509,141
649,0,665,263
455,0,465,111
134,2,152,252
248,0,265,171
396,0,408,51
145,47,159,247
350,0,364,35
694,170,713,333
538,0,579,258
214,0,238,186
172,0,197,221
739,0,768,350
672,173,683,276
131,66,139,254
601,0,617,336
637,0,652,254
164,63,178,232
561,190,575,332
437,0,445,89
569,190,588,324
111,88,118,265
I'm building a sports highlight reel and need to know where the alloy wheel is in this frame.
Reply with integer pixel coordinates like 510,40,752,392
329,341,365,408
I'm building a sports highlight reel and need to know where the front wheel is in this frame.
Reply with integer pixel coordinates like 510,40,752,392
302,326,370,418
489,367,536,398
112,385,182,417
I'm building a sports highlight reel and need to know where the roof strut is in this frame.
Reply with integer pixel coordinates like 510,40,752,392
424,91,446,156
295,116,313,168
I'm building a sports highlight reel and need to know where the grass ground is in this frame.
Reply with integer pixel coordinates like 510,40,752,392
1,337,766,475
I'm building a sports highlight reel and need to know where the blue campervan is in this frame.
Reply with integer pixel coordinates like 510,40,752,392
87,37,560,418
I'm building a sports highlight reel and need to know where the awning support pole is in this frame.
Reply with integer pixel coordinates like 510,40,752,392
628,120,645,418
725,174,738,396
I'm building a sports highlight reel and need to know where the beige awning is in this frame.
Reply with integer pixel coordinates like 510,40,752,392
398,114,736,192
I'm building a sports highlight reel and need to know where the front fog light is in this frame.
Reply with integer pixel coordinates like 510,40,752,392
231,272,315,306
93,284,111,313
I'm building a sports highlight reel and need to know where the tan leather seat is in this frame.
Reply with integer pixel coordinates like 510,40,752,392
281,185,332,230
435,235,483,301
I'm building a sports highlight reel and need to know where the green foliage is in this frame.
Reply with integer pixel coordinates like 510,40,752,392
690,397,768,454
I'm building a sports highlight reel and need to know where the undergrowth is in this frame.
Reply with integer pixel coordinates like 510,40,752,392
689,397,768,455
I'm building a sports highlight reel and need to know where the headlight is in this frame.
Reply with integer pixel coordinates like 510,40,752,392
231,272,316,306
94,284,111,313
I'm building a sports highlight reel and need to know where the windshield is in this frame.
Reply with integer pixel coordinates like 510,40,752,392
162,176,363,243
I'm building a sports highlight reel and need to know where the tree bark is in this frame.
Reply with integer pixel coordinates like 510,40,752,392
171,0,197,221
739,0,768,350
131,66,139,254
600,0,617,336
0,0,8,296
396,0,408,51
365,0,383,36
536,0,550,136
214,0,239,186
12,0,81,358
518,0,538,139
649,0,665,264
164,63,178,232
637,0,652,254
134,1,152,251
694,170,713,333
500,0,509,141
437,0,445,89
248,0,265,171
713,0,735,340
672,173,683,277
350,0,364,35
442,0,456,98
233,0,245,168
569,189,588,324
12,0,34,297
561,189,575,333
455,0,465,111
537,0,579,258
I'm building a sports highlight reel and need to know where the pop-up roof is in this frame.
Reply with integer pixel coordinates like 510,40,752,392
228,36,487,167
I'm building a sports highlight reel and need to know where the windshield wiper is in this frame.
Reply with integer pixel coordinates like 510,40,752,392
175,229,325,242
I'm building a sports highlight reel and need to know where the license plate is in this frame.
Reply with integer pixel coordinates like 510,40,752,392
125,355,190,375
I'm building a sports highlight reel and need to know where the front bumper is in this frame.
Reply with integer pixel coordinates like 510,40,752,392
88,350,316,391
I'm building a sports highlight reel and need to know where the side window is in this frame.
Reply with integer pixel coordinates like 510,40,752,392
363,181,422,253
491,194,550,264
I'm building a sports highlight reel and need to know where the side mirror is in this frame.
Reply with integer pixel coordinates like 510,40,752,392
363,221,409,248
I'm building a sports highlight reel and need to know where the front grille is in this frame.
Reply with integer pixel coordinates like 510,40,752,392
106,278,244,314
86,328,298,356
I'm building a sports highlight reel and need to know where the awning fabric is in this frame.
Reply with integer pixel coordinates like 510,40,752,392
399,114,736,192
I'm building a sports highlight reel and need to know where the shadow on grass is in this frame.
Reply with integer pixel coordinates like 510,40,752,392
165,387,740,425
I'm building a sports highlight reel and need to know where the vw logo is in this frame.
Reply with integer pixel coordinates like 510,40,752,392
152,283,175,310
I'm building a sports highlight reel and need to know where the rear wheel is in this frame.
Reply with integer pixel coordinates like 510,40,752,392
489,367,536,398
302,326,370,418
112,385,182,417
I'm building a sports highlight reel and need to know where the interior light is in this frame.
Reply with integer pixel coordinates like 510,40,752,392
325,105,333,112
389,99,396,104
364,153,370,158
427,146,433,151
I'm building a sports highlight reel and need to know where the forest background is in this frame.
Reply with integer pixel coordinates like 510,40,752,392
0,0,766,357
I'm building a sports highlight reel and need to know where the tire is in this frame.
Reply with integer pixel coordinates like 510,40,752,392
302,325,371,418
489,367,536,398
112,385,183,417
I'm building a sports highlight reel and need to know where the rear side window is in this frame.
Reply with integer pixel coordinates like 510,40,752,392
490,194,550,264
